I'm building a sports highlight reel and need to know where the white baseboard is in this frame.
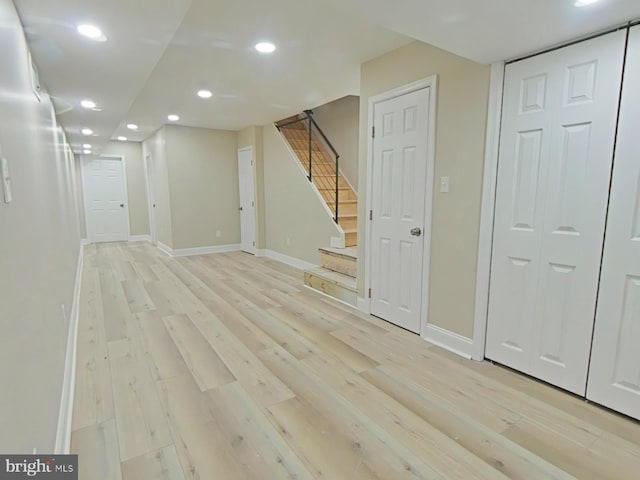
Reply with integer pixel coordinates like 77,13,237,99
80,238,90,246
255,249,267,257
157,241,173,257
259,249,317,271
421,324,473,360
54,242,84,454
129,234,151,242
357,296,370,314
158,242,241,257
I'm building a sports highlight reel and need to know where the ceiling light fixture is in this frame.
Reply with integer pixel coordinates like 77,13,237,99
168,114,180,122
80,99,96,109
117,136,127,141
255,42,276,54
83,149,91,154
82,144,91,149
126,123,138,130
197,89,213,99
574,0,599,6
77,24,107,42
81,128,93,135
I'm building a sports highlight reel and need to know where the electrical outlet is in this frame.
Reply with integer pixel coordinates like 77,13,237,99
286,237,291,247
215,230,221,238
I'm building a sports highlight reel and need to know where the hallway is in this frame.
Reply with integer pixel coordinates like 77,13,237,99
70,242,640,479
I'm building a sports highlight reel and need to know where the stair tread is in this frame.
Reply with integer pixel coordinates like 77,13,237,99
305,267,357,291
319,246,357,261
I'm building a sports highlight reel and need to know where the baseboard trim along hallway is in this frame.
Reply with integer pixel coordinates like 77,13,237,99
54,242,84,454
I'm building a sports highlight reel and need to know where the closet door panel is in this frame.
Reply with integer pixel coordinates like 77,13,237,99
587,25,640,420
487,31,626,394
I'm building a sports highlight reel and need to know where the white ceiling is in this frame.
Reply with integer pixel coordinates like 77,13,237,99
14,0,640,154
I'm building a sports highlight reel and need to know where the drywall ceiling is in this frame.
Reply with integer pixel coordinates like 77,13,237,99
13,0,640,154
322,0,640,63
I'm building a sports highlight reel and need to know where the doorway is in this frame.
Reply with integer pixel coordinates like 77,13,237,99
238,146,257,254
366,78,436,334
81,155,130,243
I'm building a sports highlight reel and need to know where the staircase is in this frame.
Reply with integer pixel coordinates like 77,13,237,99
304,247,357,306
276,113,358,247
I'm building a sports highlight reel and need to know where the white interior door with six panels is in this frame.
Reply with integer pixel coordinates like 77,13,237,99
370,87,430,334
486,31,626,394
587,26,640,420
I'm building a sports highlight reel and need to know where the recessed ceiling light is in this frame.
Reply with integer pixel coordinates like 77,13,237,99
575,0,599,6
77,24,107,42
80,99,96,109
126,123,138,130
82,144,91,149
255,42,276,54
81,128,93,136
168,114,180,122
197,89,213,99
117,136,127,141
83,149,91,154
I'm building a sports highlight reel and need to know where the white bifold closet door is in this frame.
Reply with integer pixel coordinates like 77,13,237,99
486,31,626,395
587,26,640,420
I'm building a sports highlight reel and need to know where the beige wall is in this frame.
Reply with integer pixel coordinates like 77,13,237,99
358,41,490,338
165,125,240,249
312,95,360,191
0,0,82,452
238,126,266,249
142,127,173,247
101,141,150,237
263,124,342,265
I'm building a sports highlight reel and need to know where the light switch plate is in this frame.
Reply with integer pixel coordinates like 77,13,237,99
1,157,12,203
440,176,450,193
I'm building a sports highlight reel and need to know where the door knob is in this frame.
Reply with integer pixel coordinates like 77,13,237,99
120,204,124,208
410,227,422,237
239,206,243,211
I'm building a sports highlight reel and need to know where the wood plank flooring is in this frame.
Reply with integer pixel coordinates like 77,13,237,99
71,242,640,479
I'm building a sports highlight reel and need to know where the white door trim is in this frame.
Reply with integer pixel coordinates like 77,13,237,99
364,75,437,339
238,146,257,254
144,153,157,245
472,62,505,361
81,154,131,243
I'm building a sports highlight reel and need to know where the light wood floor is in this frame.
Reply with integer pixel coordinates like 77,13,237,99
71,242,640,480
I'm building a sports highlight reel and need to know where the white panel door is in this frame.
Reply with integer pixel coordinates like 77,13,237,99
587,26,640,420
82,156,129,243
486,32,626,394
238,147,256,254
370,87,430,333
145,154,158,245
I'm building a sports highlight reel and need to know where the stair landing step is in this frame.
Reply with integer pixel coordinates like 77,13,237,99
319,246,357,261
304,267,356,292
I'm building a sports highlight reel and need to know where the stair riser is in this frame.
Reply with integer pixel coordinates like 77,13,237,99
338,218,358,231
345,231,357,247
318,188,358,202
320,252,357,278
331,202,357,216
304,272,357,306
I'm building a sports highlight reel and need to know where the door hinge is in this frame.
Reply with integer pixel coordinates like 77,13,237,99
253,241,255,246
368,288,372,299
369,210,372,221
372,126,375,138
252,201,254,207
